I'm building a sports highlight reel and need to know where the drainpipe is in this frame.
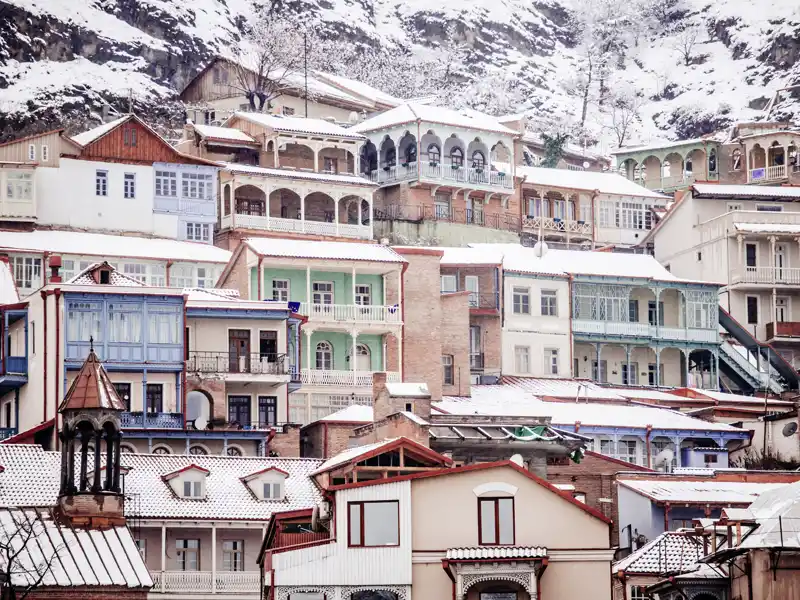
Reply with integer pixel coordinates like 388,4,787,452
590,190,599,250
257,256,264,300
568,274,574,376
54,289,61,449
664,503,671,531
645,424,653,469
39,290,48,424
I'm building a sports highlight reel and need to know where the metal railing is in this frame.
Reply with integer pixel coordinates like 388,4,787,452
749,164,787,182
186,352,288,375
573,319,717,342
299,302,401,324
374,204,520,232
365,162,513,189
439,290,500,310
300,369,401,386
120,412,184,429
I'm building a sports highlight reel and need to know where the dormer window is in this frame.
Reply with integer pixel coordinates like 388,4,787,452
99,269,111,284
241,466,288,501
162,464,210,500
264,481,283,500
184,481,203,498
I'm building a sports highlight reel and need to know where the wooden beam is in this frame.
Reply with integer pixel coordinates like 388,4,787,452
353,466,438,472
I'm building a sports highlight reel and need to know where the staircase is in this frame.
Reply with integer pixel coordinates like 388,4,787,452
718,340,784,395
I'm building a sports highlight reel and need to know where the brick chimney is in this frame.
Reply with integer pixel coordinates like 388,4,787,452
372,372,391,422
48,255,62,283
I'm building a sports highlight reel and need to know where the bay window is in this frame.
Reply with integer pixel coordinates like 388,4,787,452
182,173,213,200
478,497,514,545
66,302,102,342
348,500,399,547
147,305,180,344
108,303,142,343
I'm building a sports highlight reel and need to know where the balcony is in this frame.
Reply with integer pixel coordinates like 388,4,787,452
186,352,290,380
2,356,27,375
300,368,401,387
374,204,520,232
153,196,215,217
732,266,800,285
749,164,788,183
0,428,17,440
120,412,183,429
573,320,717,342
766,321,800,341
470,353,484,370
522,216,592,238
298,302,401,326
366,163,513,191
151,571,260,594
220,213,370,240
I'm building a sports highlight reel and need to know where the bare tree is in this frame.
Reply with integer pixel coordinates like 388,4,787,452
0,509,60,600
609,94,642,147
673,26,699,66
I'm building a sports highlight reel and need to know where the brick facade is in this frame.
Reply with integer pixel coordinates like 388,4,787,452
186,377,226,420
352,413,430,448
440,291,471,397
24,588,149,599
268,423,302,457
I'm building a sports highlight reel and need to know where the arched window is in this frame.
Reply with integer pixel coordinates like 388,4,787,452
472,151,486,169
383,147,396,168
451,147,464,167
120,444,136,454
189,445,209,456
685,157,693,174
226,446,243,457
152,445,171,455
708,149,717,173
662,160,671,178
428,144,441,164
404,144,417,165
732,148,742,171
315,341,333,370
348,343,371,371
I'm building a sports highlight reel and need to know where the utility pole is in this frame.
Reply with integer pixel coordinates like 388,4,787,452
304,31,309,118
128,89,133,115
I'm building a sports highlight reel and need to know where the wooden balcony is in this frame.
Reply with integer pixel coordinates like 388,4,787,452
766,321,800,341
300,368,401,387
522,216,592,238
298,302,401,326
220,213,371,240
150,570,260,594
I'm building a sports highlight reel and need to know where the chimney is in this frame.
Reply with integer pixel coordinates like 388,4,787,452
372,372,391,422
49,255,62,283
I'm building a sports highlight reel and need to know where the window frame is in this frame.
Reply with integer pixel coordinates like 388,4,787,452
272,279,290,302
544,348,559,375
746,295,759,325
96,170,108,197
477,497,515,546
222,540,245,572
512,287,530,315
514,345,530,374
540,289,558,316
347,500,400,548
176,539,200,571
442,354,454,385
123,173,136,199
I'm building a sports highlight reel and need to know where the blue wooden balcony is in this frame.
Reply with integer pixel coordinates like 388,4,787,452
0,428,17,440
120,412,184,429
0,356,27,394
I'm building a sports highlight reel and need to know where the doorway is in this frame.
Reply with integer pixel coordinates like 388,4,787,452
229,329,251,372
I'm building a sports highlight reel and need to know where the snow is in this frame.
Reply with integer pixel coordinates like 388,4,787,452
693,184,800,199
400,411,430,425
735,223,800,234
0,260,20,305
613,531,706,575
232,112,365,139
517,166,668,200
439,246,505,266
0,230,232,264
244,237,406,264
611,136,717,155
191,124,257,143
351,103,517,135
221,162,375,186
318,405,374,422
313,72,404,108
618,478,790,504
732,480,800,550
313,438,401,474
386,382,430,397
71,115,129,146
687,388,794,406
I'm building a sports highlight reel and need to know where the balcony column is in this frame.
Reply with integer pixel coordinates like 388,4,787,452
351,329,359,386
772,287,778,326
313,149,320,172
769,235,777,282
737,234,744,278
304,327,314,374
655,347,662,387
211,523,217,593
712,348,720,390
142,369,148,429
351,264,357,309
625,345,632,385
264,186,271,230
653,287,662,335
160,523,166,592
681,348,691,387
594,342,603,382
301,191,307,233
306,265,311,313
334,194,340,236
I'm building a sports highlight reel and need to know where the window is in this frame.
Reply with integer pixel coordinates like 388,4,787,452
600,439,615,457
622,362,639,385
747,296,759,324
440,275,457,294
151,264,166,287
122,263,147,283
514,346,530,374
472,151,486,169
540,289,557,316
647,301,665,326
108,303,142,343
135,539,146,560
96,170,108,196
348,501,399,547
478,497,514,545
182,173,213,200
355,284,371,306
545,349,559,375
182,480,203,498
630,585,650,600
123,173,136,199
6,172,33,200
176,540,199,571
123,127,138,147
704,454,719,464
27,144,35,161
592,360,607,383
618,440,637,464
427,144,441,164
727,202,743,212
155,171,177,197
732,149,742,171
113,383,132,411
222,541,245,571
272,279,290,302
196,267,214,288
282,106,295,116
746,243,757,268
757,204,783,212
66,301,102,342
513,287,530,314
40,145,49,162
648,364,663,386
10,256,42,290
323,157,338,173
442,355,454,385
697,251,703,262
599,201,615,228
620,202,645,229
312,282,334,305
450,147,464,167
258,395,277,427
148,305,180,343
315,341,333,370
629,299,639,322
263,481,283,500
185,222,211,242
146,384,163,414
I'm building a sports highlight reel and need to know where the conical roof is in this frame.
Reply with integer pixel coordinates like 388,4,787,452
58,349,127,412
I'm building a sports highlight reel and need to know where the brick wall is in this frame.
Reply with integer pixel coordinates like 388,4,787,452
25,587,149,599
277,144,314,169
352,413,429,448
301,422,355,458
441,292,471,397
218,249,251,298
186,378,226,421
473,314,502,373
268,424,302,457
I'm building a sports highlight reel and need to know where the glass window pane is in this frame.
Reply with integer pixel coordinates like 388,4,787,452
480,500,496,544
498,498,514,544
349,503,362,545
363,502,399,546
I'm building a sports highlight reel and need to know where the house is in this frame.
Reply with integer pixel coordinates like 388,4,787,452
0,257,25,439
0,228,232,297
730,409,800,465
517,166,669,249
177,111,376,245
351,103,521,245
7,261,299,456
259,440,616,600
218,237,405,426
179,57,400,126
0,115,220,242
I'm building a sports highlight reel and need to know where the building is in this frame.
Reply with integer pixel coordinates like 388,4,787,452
218,237,406,425
351,103,521,246
517,166,669,249
259,440,615,600
177,112,377,246
180,57,402,126
0,257,25,439
0,115,220,243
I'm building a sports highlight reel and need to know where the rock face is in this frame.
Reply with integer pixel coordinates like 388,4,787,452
0,0,799,145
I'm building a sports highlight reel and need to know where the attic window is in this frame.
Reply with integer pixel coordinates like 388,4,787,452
241,466,288,501
263,482,283,500
183,481,203,498
99,270,111,284
123,127,138,147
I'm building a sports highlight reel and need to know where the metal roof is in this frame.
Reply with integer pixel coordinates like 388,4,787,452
446,546,547,560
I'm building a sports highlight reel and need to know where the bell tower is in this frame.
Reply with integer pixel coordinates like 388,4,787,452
56,342,127,528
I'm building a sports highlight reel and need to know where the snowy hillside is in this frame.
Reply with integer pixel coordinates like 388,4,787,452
1,0,799,150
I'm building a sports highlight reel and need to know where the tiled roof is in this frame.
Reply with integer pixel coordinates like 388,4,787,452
59,349,127,412
0,508,152,589
693,183,800,199
618,478,792,504
244,237,406,264
0,445,323,521
68,262,147,286
446,546,547,560
501,377,625,400
232,112,365,139
614,531,705,575
317,405,373,423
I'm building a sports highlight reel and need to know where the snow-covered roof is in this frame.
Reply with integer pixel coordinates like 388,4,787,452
0,445,323,520
0,508,152,589
446,547,547,560
351,103,517,136
610,136,717,156
517,166,668,200
618,478,790,504
71,115,129,146
68,262,146,286
436,386,745,433
729,480,800,550
232,112,364,139
317,404,374,423
682,388,794,406
613,531,705,575
386,382,430,397
734,222,800,234
244,237,406,264
0,259,20,305
221,162,374,186
0,230,232,264
191,123,257,144
501,377,625,400
693,184,800,199
605,388,697,403
313,72,404,108
440,246,504,266
313,438,401,474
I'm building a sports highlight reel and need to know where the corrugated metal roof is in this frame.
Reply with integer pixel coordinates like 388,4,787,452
517,166,668,199
351,103,517,135
618,479,791,504
58,349,127,412
221,162,375,186
446,546,547,560
244,237,406,264
0,508,151,588
693,183,800,199
233,112,365,139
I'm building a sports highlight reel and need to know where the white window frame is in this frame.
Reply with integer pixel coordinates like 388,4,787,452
540,289,558,316
41,145,49,162
442,354,454,385
544,348,559,375
124,173,136,199
756,204,783,212
514,345,530,374
222,540,245,572
182,480,203,498
96,170,108,196
312,281,334,305
513,287,530,315
355,284,371,306
155,170,178,197
27,144,35,161
182,172,214,200
440,275,457,294
176,539,200,571
185,222,210,242
263,481,283,500
272,279,290,302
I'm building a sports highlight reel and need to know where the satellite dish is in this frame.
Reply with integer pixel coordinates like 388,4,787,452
532,240,549,258
583,160,590,168
193,416,208,431
654,448,674,472
783,422,798,437
509,454,524,467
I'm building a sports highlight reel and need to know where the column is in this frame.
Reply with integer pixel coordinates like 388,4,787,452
712,348,720,391
211,523,217,593
112,433,121,493
369,199,374,239
79,430,90,492
142,369,148,429
594,342,603,382
625,345,632,386
355,146,361,176
737,234,744,276
351,264,357,311
769,235,777,282
104,431,114,491
161,524,167,592
654,288,662,335
682,348,691,387
655,347,662,387
351,329,358,386
313,149,319,172
264,186,271,230
773,288,778,327
300,192,306,233
92,430,103,492
305,266,311,315
304,328,313,379
334,195,340,236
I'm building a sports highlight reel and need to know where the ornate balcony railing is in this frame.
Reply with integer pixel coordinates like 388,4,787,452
220,213,370,240
120,412,183,429
0,197,36,219
298,302,401,324
300,369,401,387
749,164,787,183
573,320,717,342
366,162,513,189
374,204,520,232
522,216,592,236
186,352,288,375
732,266,800,285
150,570,260,594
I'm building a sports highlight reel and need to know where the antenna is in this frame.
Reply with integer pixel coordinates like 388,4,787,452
89,336,94,352
128,89,133,115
